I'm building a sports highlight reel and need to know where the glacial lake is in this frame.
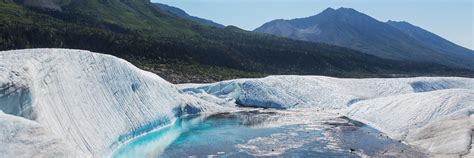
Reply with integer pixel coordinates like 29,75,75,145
112,109,426,158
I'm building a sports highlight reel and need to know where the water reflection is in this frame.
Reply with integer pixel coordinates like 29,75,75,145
113,109,427,158
205,110,280,127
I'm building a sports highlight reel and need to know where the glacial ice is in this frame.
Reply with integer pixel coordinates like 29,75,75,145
348,89,474,155
180,76,474,108
1,49,473,157
181,75,474,157
0,49,218,157
0,111,84,157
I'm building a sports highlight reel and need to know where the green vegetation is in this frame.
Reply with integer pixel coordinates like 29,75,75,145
128,57,266,83
0,0,472,83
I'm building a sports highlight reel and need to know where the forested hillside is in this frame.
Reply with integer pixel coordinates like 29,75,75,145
1,0,472,83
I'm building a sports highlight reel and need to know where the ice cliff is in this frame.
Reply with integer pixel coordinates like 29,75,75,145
0,49,217,157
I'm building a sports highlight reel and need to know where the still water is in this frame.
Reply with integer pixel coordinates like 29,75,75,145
112,109,426,158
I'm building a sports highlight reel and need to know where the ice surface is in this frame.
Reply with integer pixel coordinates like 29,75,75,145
405,111,472,156
0,49,218,157
348,89,474,156
1,49,473,157
180,75,474,109
0,112,84,157
181,76,474,156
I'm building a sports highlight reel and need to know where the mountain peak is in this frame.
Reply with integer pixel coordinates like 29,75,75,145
254,7,474,70
322,7,336,12
312,7,376,24
314,8,334,17
336,7,357,12
318,7,365,18
335,7,365,16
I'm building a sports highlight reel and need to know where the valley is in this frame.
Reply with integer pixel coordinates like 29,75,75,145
0,1,473,157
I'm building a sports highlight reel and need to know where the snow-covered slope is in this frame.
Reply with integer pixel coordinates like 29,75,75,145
181,76,474,156
0,49,217,157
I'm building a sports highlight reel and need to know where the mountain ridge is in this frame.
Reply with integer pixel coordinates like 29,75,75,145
1,1,473,83
154,3,225,28
254,7,474,70
387,20,474,56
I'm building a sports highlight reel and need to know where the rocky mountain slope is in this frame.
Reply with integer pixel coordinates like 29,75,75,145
255,7,474,70
155,3,225,28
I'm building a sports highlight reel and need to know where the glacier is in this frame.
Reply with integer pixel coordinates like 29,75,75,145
0,49,219,157
0,49,473,157
0,111,84,157
180,76,474,157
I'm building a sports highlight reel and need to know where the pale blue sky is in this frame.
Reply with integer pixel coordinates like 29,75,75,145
153,0,473,50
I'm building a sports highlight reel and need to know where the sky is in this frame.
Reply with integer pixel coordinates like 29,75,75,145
153,0,474,50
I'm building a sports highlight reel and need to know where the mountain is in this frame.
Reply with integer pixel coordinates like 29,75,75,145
387,20,474,60
0,1,473,83
254,7,474,70
155,3,225,28
10,0,62,11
